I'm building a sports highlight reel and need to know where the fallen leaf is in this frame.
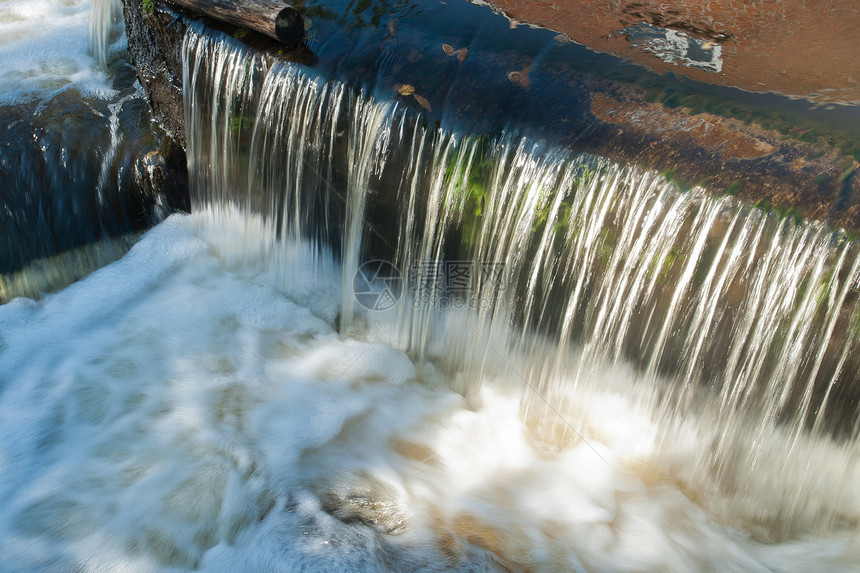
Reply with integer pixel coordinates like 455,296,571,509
701,41,714,50
442,44,469,63
388,18,397,36
397,84,415,96
413,93,432,112
507,67,531,88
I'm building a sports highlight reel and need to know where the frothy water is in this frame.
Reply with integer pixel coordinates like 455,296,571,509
0,0,120,104
2,210,858,571
3,14,860,573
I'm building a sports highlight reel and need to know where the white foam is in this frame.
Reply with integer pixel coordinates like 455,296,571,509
1,211,858,571
0,0,118,104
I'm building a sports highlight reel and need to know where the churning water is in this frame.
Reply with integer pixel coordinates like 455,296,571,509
2,7,860,573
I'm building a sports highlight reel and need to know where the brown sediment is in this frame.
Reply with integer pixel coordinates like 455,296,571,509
575,79,860,230
468,1,860,231
314,472,409,535
450,513,530,571
591,93,776,160
479,0,860,105
390,438,439,465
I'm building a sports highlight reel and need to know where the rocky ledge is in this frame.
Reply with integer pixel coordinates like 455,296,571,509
123,0,860,232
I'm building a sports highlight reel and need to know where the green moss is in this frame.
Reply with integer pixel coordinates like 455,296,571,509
661,166,693,192
648,246,683,284
142,0,154,14
233,28,250,40
553,203,572,237
643,88,661,103
814,270,835,307
725,180,744,196
753,197,772,212
442,136,495,245
662,95,682,109
229,114,252,133
596,227,616,266
782,206,804,225
662,166,680,181
679,94,704,114
839,163,858,184
852,309,860,340
798,129,821,143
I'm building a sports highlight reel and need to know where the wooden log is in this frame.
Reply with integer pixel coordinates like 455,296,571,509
167,0,304,46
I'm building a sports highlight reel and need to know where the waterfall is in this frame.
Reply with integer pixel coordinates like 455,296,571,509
89,0,123,66
182,25,860,540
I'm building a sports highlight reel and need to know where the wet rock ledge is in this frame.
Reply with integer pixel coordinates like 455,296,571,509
123,0,860,233
123,0,187,147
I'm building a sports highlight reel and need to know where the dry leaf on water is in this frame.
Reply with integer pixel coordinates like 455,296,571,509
507,66,531,88
442,44,469,63
413,93,432,112
394,84,431,112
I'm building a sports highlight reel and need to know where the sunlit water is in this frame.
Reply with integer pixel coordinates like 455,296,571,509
2,209,858,571
2,6,860,573
0,0,119,104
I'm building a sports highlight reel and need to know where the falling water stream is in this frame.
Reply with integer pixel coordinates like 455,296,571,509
2,5,860,573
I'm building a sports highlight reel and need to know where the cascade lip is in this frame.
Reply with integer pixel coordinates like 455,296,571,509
123,0,860,234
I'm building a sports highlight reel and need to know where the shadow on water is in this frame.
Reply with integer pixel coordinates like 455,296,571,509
293,0,860,153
